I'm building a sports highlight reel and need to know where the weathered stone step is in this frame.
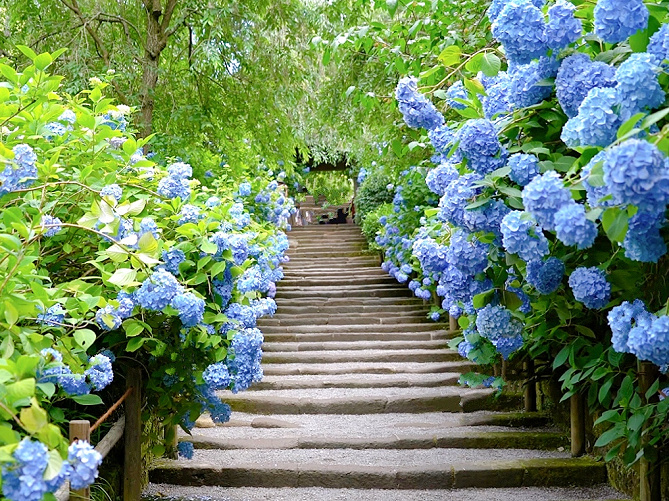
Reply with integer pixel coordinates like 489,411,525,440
273,305,431,315
143,483,629,501
258,314,430,326
279,277,398,287
220,386,518,414
261,348,459,365
262,340,448,352
275,288,412,299
260,323,445,333
252,373,460,389
262,361,473,376
150,454,606,489
185,430,567,451
262,331,454,343
286,249,368,258
283,260,381,269
277,283,406,292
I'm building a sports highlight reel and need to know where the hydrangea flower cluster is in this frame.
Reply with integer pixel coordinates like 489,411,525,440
162,248,186,274
561,87,622,148
170,292,205,328
446,81,468,109
0,144,38,197
491,0,548,64
158,162,192,200
593,0,648,44
500,211,549,263
555,54,617,118
509,57,558,109
615,53,665,119
554,203,598,249
227,327,264,392
135,269,183,311
623,210,667,263
177,442,194,459
396,77,445,131
84,354,114,390
425,162,459,196
37,304,66,326
608,300,655,354
526,257,564,295
545,0,582,50
178,204,202,225
507,154,539,186
521,171,573,231
456,119,507,175
568,267,611,309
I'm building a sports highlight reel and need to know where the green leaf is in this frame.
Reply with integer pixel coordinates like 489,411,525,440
601,208,629,243
123,319,144,338
138,232,158,253
4,301,18,326
438,46,461,67
126,337,146,352
16,45,37,60
74,329,96,349
480,53,501,77
617,112,646,139
472,290,493,309
200,240,218,254
108,268,137,287
465,53,484,73
594,424,624,447
20,399,48,433
44,450,64,482
72,394,103,406
6,379,35,401
553,346,570,369
34,53,53,71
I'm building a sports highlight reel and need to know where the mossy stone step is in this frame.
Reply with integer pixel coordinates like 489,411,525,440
261,349,460,364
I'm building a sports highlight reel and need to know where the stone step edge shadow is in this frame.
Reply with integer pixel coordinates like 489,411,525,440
149,457,606,489
184,431,568,451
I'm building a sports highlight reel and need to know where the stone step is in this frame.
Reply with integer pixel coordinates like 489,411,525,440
185,430,567,451
286,250,369,258
258,314,431,326
273,305,431,315
274,288,413,299
261,361,474,376
262,331,454,343
279,277,398,287
220,386,519,414
281,270,387,278
149,454,606,490
277,283,405,292
262,340,448,352
274,298,427,308
262,349,460,365
252,373,460,390
260,323,445,333
283,261,381,269
143,483,629,501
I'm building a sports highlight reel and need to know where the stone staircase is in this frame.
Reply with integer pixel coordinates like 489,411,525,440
145,225,628,501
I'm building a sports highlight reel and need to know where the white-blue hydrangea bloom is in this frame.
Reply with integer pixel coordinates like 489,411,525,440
171,292,205,327
95,305,122,331
135,269,183,311
445,229,489,276
67,441,102,490
100,184,122,201
425,162,459,196
568,267,611,309
608,300,653,353
457,119,506,175
0,144,38,197
508,57,558,109
521,171,573,231
438,173,484,227
396,77,445,131
648,23,669,65
615,52,665,119
85,354,113,390
554,203,598,249
481,71,514,119
594,0,648,44
500,211,550,262
41,215,62,237
628,316,669,367
561,87,621,148
555,53,616,118
508,153,539,186
446,81,468,109
545,0,582,50
491,0,548,64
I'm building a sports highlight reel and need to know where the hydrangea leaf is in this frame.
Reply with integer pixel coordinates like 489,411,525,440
107,268,137,287
74,329,96,349
480,53,501,77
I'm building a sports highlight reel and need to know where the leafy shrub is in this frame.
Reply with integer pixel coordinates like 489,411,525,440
354,169,393,224
360,203,393,251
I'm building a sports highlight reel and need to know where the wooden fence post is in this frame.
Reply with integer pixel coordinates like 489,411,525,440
570,393,585,457
69,420,91,501
638,361,661,501
124,367,142,501
524,359,537,412
448,314,458,332
164,424,179,460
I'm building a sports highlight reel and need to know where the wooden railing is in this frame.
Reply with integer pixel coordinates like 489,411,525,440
55,367,142,501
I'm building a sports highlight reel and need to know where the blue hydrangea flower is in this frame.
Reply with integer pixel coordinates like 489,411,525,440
1,439,49,501
476,304,523,342
521,171,573,230
396,77,445,131
116,291,135,318
628,316,669,367
203,362,231,389
555,53,617,118
568,267,610,309
139,217,159,238
526,257,564,294
85,354,113,390
509,57,558,109
135,270,183,311
95,305,122,331
415,287,432,300
648,23,669,65
508,153,540,186
457,119,506,174
458,340,474,358
177,442,194,460
446,81,468,109
603,140,669,212
58,369,91,396
178,204,202,225
357,168,368,184
100,184,122,201
500,211,549,262
616,53,665,119
594,0,649,44
408,280,420,292
426,163,459,196
561,87,621,148
462,199,510,236
412,237,449,274
67,440,102,490
167,162,193,179
554,203,598,249
227,327,264,392
481,71,514,119
1,144,38,197
40,348,63,363
162,249,186,274
37,304,66,326
493,334,524,360
206,196,221,207
491,0,548,64
430,311,441,321
545,0,582,50
428,125,458,155
623,210,667,262
446,229,490,276
157,175,191,200
171,292,205,328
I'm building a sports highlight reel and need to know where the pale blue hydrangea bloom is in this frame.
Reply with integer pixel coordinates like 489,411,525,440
615,53,665,119
178,204,202,225
162,249,185,274
0,144,38,197
500,211,549,262
67,440,102,490
491,0,548,64
623,210,667,263
170,292,205,327
521,171,573,231
95,305,122,331
446,81,468,109
508,57,558,109
555,53,617,118
628,316,669,367
561,87,621,148
457,119,506,175
396,77,445,131
100,184,122,201
85,354,113,390
446,229,489,276
648,23,669,64
203,362,231,389
526,257,564,294
554,203,598,249
594,0,648,44
608,300,653,353
135,269,183,311
37,304,66,326
545,0,582,50
568,267,610,309
508,153,539,186
426,163,459,196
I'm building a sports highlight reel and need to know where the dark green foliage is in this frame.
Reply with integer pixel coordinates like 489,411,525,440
354,170,394,224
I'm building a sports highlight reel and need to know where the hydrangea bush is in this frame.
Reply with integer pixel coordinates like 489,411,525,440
0,48,294,498
357,0,669,467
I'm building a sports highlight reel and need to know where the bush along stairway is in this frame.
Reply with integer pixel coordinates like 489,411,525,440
145,225,629,501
